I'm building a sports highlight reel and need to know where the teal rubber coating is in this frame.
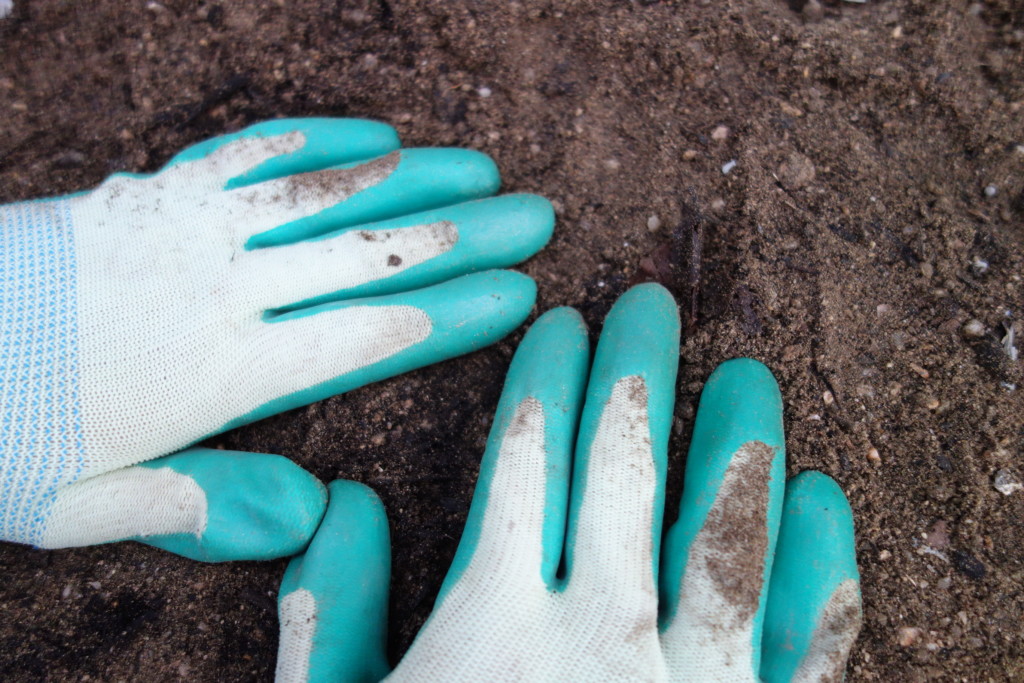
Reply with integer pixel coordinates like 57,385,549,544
274,194,555,312
166,118,401,188
658,359,786,663
247,148,502,249
278,480,391,683
438,307,590,601
131,448,327,562
219,269,537,437
564,284,680,585
760,471,861,683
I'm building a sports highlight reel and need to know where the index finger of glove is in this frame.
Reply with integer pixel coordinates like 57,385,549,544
563,284,680,601
437,307,590,598
164,118,400,188
235,148,501,248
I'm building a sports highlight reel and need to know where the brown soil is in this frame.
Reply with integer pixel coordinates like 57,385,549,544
2,0,1023,680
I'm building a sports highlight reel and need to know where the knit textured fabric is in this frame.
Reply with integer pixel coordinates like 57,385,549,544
385,381,860,683
0,132,453,549
388,379,668,681
1,199,82,545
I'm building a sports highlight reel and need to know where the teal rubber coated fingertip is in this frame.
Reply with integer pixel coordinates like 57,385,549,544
404,269,538,359
760,471,862,683
134,449,327,562
660,358,786,624
450,192,555,264
225,119,402,188
278,480,391,683
249,147,503,249
440,306,590,597
566,283,681,582
168,118,401,187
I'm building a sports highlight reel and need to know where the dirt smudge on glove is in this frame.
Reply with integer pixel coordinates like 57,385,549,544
279,150,400,207
701,440,773,624
792,578,863,683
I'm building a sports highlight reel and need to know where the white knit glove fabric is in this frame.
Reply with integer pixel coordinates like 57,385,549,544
0,119,551,559
274,286,862,682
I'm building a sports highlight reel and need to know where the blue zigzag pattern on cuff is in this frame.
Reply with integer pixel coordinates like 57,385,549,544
0,198,84,546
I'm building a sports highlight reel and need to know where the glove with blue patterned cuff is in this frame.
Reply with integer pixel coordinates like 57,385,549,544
0,118,552,561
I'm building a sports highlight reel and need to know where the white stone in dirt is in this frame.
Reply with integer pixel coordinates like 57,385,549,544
0,0,13,19
1003,323,1019,362
994,469,1023,496
962,319,986,338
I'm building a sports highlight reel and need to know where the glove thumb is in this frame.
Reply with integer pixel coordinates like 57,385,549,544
38,447,327,562
276,480,391,683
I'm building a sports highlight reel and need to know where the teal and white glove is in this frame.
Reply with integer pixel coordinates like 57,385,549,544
276,284,862,682
0,118,552,561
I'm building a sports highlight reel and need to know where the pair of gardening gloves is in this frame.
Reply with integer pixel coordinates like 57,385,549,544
0,119,860,682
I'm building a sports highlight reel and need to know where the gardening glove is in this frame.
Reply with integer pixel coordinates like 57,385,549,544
276,284,862,682
0,118,553,561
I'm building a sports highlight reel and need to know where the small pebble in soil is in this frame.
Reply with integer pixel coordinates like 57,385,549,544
477,86,492,98
984,184,998,197
711,125,729,141
777,152,816,190
802,0,824,21
909,362,930,379
962,319,986,338
971,255,989,275
822,390,834,405
721,160,737,175
925,520,950,549
867,446,882,466
682,149,699,161
646,215,661,232
898,626,923,647
993,468,1023,495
